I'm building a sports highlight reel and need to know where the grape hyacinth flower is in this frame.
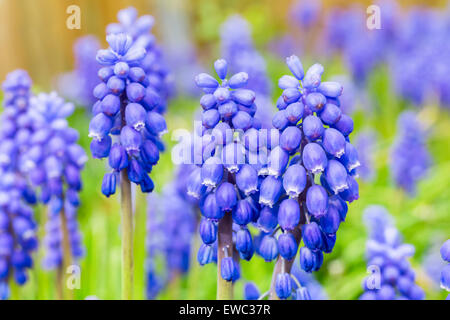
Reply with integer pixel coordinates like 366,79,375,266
260,55,359,299
90,29,168,299
191,59,265,299
22,92,85,297
57,35,101,107
440,239,450,299
359,206,425,300
290,0,322,30
390,111,431,195
0,70,38,299
107,7,174,110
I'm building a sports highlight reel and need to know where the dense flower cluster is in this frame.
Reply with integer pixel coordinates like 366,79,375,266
360,206,425,300
390,111,431,195
189,59,262,281
107,7,174,110
220,15,273,129
22,92,86,269
440,239,450,299
263,55,359,299
89,33,167,196
58,35,101,107
145,166,197,299
0,70,38,299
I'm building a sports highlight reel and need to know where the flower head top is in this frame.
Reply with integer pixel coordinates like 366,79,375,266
106,7,174,110
360,205,425,300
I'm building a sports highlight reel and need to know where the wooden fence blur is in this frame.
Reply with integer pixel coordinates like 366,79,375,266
0,0,445,89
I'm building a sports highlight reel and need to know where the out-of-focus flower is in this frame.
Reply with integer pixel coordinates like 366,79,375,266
0,70,38,299
290,0,322,30
220,15,273,128
354,130,377,182
360,206,425,300
23,91,86,270
57,35,101,107
390,111,431,195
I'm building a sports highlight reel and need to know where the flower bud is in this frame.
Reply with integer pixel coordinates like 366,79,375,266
278,232,298,260
220,257,235,281
201,156,223,188
259,235,278,262
318,81,343,98
319,103,341,125
202,193,223,220
323,128,345,158
282,164,307,198
306,185,328,218
235,228,253,254
340,142,360,172
267,146,289,176
233,200,253,225
89,113,113,141
101,94,121,116
278,199,300,231
285,102,304,124
333,114,354,136
125,103,147,131
200,94,217,110
146,111,167,136
286,55,304,80
257,206,278,233
302,142,327,174
305,92,326,112
302,222,323,251
302,63,323,89
199,218,217,245
339,175,359,203
202,109,220,129
244,282,260,300
214,59,228,80
195,73,219,89
259,176,283,207
216,182,237,211
275,273,292,299
197,244,214,266
231,111,253,130
231,89,255,107
325,160,348,194
187,167,206,199
218,101,237,120
282,88,301,104
101,172,117,197
299,246,323,272
278,75,299,89
280,126,302,153
126,82,146,102
272,110,289,130
120,125,142,155
90,135,112,159
229,72,249,89
302,115,324,141
236,164,258,195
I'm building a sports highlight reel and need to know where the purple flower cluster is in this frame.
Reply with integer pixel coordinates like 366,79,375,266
360,206,425,300
189,59,261,281
89,32,167,196
440,240,450,299
0,70,38,299
145,168,196,299
107,7,174,111
23,92,86,269
390,111,431,195
262,55,359,299
58,35,101,107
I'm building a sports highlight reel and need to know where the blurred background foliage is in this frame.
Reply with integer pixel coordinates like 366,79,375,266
0,0,449,300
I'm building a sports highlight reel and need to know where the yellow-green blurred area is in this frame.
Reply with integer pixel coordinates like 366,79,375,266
0,0,449,300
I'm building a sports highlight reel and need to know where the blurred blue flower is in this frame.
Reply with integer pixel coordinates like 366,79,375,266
360,205,425,300
390,111,431,195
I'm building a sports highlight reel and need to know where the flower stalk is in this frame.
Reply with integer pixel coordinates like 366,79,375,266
217,211,233,300
121,169,134,300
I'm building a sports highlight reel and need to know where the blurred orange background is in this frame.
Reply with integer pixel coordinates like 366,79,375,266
0,0,445,89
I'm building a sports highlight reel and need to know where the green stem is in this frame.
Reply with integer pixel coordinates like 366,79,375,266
60,205,74,300
121,169,134,300
217,211,233,300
